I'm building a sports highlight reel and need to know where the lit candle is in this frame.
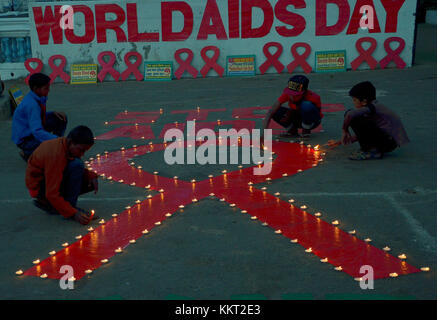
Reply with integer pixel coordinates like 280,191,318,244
125,206,131,210
88,227,94,231
238,165,243,169
174,176,178,179
49,251,56,255
230,203,236,207
147,195,152,199
334,266,343,271
62,242,69,247
209,193,215,196
165,213,172,217
145,185,151,189
179,205,185,209
332,220,339,225
85,269,93,274
33,259,40,265
383,246,391,252
192,198,198,203
191,179,196,183
348,230,356,234
315,212,322,217
354,277,362,282
16,270,23,275
261,187,267,191
389,272,398,278
297,169,302,172
159,189,164,193
138,166,142,169
300,205,307,209
208,175,214,178
142,229,149,234
101,259,109,263
40,274,48,279
291,239,298,243
307,144,311,148
155,221,162,226
135,200,141,204
274,192,280,196
266,178,271,181
305,248,312,253
99,219,105,224
241,210,247,214
288,199,295,203
104,121,109,125
130,182,136,186
314,145,320,150
220,198,225,202
75,235,82,240
398,254,407,260
251,216,257,220
69,277,76,282
118,179,124,183
153,172,158,175
112,214,118,217
282,173,288,177
320,258,328,263
222,170,227,174
275,229,282,234
248,182,253,185
262,223,268,226
421,267,430,272
115,247,122,253
129,239,136,244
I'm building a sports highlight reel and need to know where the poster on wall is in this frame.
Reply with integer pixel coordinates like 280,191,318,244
226,55,256,77
70,64,98,84
315,50,347,73
144,61,173,81
28,0,418,79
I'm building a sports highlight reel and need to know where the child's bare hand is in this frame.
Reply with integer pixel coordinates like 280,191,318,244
74,210,91,225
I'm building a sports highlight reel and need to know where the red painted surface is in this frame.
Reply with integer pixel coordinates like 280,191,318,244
24,141,421,281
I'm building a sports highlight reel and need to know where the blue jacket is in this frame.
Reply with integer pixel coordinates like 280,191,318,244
11,91,57,145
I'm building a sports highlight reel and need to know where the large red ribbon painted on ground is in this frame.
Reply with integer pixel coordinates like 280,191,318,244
23,140,421,281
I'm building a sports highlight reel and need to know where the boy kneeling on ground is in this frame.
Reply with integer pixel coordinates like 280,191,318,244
262,75,323,138
26,126,99,225
12,73,67,161
341,81,410,160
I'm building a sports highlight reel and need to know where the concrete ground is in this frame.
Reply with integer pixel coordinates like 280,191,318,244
1,24,437,300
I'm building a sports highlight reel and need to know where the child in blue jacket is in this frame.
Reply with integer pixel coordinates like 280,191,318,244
12,73,68,161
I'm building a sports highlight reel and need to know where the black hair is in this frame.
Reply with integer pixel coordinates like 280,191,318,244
67,126,94,145
349,81,376,103
28,73,51,91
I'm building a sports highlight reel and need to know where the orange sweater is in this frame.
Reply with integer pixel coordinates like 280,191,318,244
26,137,97,218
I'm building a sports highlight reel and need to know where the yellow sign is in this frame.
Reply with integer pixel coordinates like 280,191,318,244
70,64,98,84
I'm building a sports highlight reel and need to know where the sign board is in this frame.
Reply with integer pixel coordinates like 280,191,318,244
226,55,256,77
315,50,347,73
144,61,173,81
70,64,98,84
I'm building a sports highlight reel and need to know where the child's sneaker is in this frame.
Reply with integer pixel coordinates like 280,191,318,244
349,149,382,160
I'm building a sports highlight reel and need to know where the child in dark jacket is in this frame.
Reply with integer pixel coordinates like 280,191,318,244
341,81,410,160
12,73,67,161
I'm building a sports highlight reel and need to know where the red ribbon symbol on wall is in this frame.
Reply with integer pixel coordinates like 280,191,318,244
200,46,224,78
98,51,120,82
379,37,406,69
23,141,421,281
174,48,199,80
48,55,70,84
121,52,144,81
287,43,312,74
350,37,379,71
259,42,285,75
24,58,44,85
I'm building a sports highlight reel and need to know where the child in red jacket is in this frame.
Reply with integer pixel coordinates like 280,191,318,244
263,75,323,138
